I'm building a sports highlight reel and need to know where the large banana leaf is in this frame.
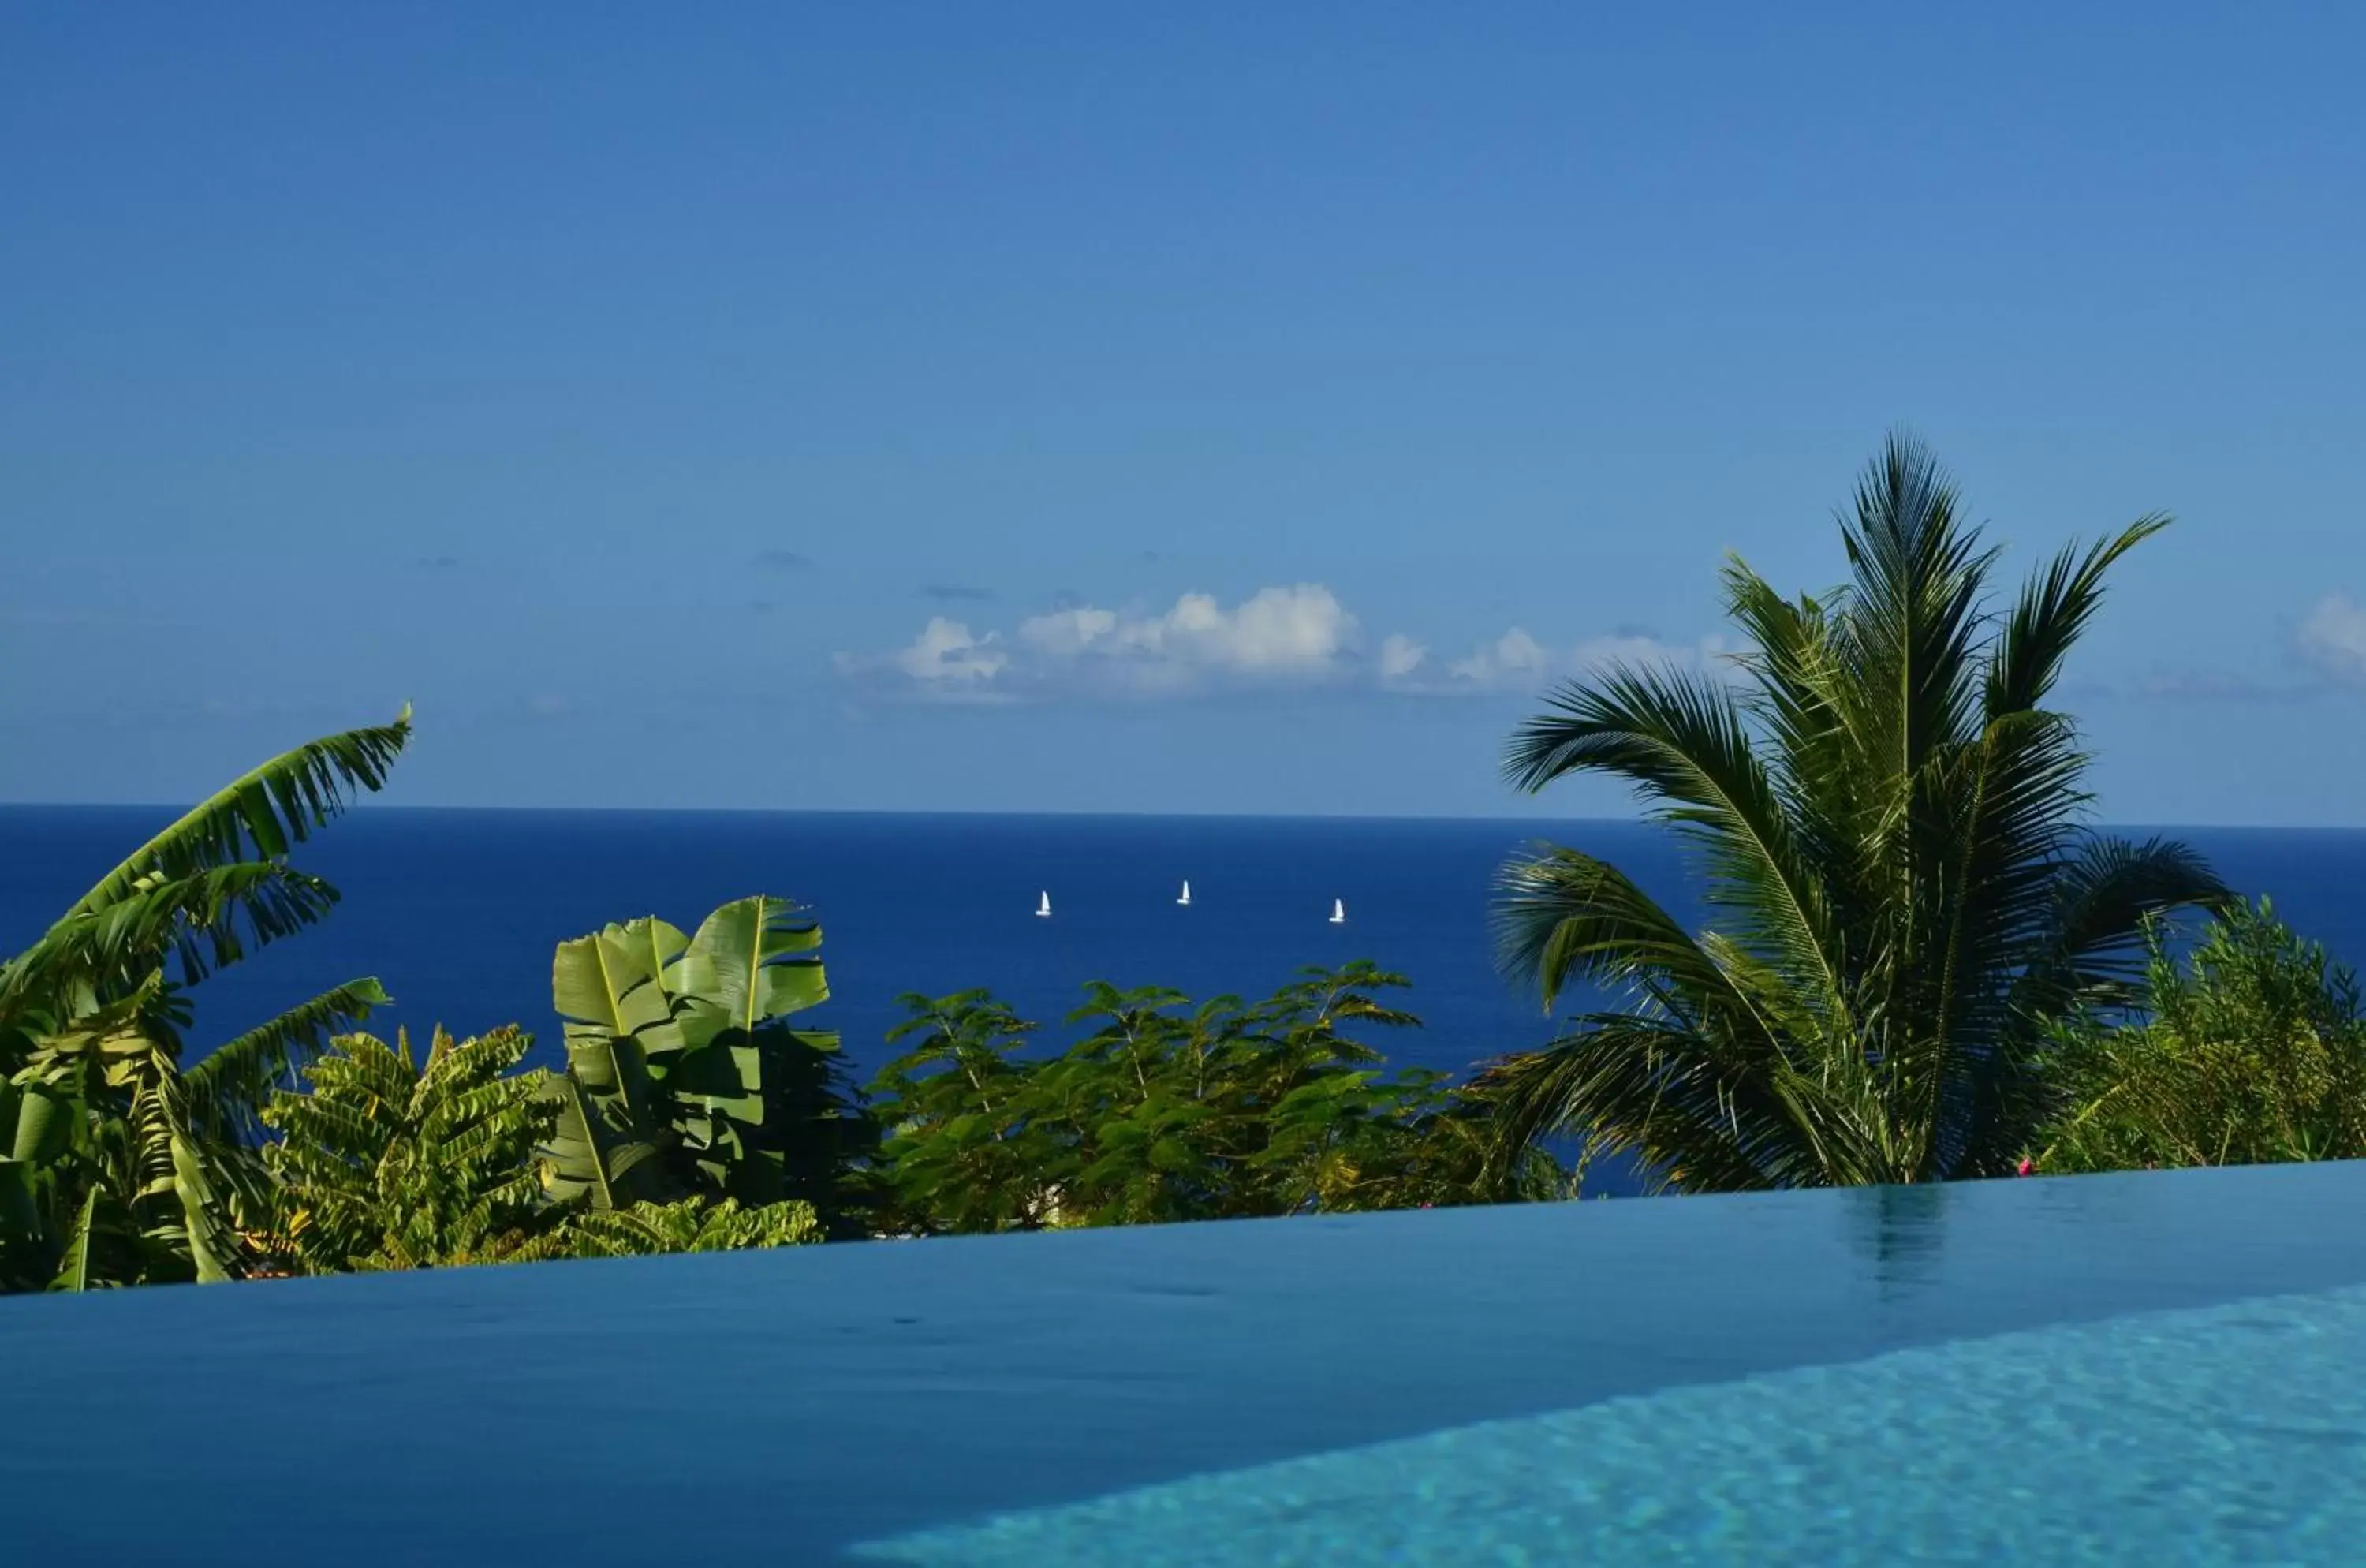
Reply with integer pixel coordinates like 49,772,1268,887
540,1037,670,1209
9,1075,71,1164
0,1155,43,1287
673,895,828,1039
13,992,244,1286
553,917,693,1058
545,917,693,1209
49,1188,99,1292
542,897,848,1213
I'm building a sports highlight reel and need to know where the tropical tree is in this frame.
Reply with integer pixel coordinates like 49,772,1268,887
0,709,412,1290
2036,900,2366,1173
260,1025,565,1273
542,895,875,1238
1478,435,2229,1190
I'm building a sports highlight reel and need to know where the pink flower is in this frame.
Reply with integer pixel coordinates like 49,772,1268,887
2015,1157,2034,1177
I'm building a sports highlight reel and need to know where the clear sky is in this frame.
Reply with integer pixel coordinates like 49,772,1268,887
6,3,2364,823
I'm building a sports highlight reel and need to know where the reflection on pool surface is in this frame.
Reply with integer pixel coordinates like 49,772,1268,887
5,1162,2364,1565
861,1285,2366,1565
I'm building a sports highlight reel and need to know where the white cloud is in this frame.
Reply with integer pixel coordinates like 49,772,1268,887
2298,592,2366,685
840,587,1725,703
1013,585,1357,679
897,617,1008,684
832,616,1012,700
839,586,1359,700
1445,628,1550,685
1405,626,1736,695
1379,633,1427,680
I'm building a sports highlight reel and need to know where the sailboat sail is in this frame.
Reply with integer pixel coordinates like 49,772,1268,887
1036,890,1052,918
1330,898,1346,924
1177,880,1192,906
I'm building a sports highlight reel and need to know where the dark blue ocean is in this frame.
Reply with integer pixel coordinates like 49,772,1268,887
6,808,2366,1087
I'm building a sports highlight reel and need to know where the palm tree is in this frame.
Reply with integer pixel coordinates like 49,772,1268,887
1480,435,2228,1190
0,707,411,1289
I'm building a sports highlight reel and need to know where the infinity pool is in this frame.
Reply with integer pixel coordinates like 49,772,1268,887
8,1164,2364,1564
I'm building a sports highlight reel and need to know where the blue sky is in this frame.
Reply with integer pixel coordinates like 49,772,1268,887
6,3,2364,823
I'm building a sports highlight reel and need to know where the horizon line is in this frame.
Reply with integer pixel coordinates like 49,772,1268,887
1,800,2359,834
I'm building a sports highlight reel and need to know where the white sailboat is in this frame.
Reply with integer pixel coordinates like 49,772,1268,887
1177,880,1192,907
1329,898,1346,924
1036,890,1052,919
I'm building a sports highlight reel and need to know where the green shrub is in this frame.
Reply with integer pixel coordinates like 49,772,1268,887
868,962,1568,1234
2036,900,2366,1172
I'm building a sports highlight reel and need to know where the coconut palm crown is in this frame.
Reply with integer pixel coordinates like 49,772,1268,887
1480,434,2230,1189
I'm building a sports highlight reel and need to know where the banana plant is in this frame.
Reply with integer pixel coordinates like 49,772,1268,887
0,707,410,1291
542,895,874,1234
2,981,241,1287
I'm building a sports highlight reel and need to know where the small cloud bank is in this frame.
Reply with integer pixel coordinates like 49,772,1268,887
839,585,1358,700
2298,593,2366,686
838,584,1726,704
1390,627,1739,695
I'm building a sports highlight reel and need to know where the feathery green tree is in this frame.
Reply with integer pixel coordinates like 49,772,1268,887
261,1026,563,1273
2037,900,2366,1172
871,962,1566,1234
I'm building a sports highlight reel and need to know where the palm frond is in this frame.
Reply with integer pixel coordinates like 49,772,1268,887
2017,837,2234,1017
1831,431,1996,786
1471,1014,1797,1193
1504,663,1849,1014
183,978,392,1144
1495,846,1758,1024
1987,516,2170,718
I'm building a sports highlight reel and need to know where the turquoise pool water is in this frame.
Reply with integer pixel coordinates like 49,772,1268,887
6,1163,2364,1564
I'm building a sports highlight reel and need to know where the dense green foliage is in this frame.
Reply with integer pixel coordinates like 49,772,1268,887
562,1195,821,1256
261,1025,564,1272
0,719,838,1295
257,1022,821,1269
868,962,1568,1234
543,895,874,1236
2036,902,2366,1172
0,709,412,1290
1480,435,2230,1190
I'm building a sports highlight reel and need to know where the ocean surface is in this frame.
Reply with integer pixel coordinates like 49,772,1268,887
6,807,2366,1090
